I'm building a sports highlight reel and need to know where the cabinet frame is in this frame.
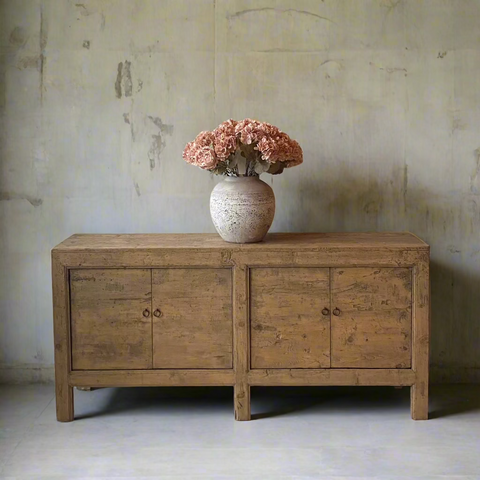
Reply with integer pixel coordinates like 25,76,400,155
52,233,429,422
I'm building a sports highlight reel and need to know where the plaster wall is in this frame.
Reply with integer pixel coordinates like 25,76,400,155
1,0,479,382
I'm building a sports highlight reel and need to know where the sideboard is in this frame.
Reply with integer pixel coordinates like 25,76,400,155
52,232,430,421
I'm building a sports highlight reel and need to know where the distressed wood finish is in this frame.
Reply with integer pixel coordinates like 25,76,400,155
411,254,430,420
52,232,429,421
52,255,74,422
70,269,152,370
250,268,331,368
331,268,412,369
152,268,232,369
233,265,250,421
70,369,235,387
55,232,428,251
248,369,416,386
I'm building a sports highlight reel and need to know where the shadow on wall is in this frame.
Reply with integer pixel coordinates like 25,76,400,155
273,167,480,383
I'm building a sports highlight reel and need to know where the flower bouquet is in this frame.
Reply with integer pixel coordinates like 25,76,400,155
182,118,303,176
182,119,303,243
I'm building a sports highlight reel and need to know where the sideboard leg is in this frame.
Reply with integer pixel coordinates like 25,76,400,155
233,263,251,421
52,255,74,422
56,382,74,422
411,383,428,420
411,255,430,421
234,383,251,421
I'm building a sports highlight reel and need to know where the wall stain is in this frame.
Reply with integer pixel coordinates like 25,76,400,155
451,116,467,134
123,61,132,96
137,79,143,93
9,26,27,46
134,182,141,196
363,200,381,215
147,116,174,170
148,116,174,136
123,113,135,141
82,40,90,49
17,55,41,70
75,3,106,29
403,163,408,213
381,0,402,16
0,192,43,207
228,7,335,24
370,62,407,75
437,51,447,59
470,148,480,193
320,59,343,79
75,4,88,14
115,61,132,98
115,63,123,98
39,4,48,104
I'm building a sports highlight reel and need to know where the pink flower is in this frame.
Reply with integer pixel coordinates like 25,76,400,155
194,146,217,169
213,119,237,160
194,131,215,148
182,141,195,164
182,118,303,173
256,131,303,166
235,118,265,145
182,131,220,170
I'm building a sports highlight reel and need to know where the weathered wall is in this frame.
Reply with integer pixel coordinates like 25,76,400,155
1,0,479,382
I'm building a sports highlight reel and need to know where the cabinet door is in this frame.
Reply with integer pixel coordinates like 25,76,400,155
250,268,331,368
331,268,412,368
70,269,152,370
152,269,233,368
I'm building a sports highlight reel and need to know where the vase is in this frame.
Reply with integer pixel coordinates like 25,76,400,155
210,176,275,243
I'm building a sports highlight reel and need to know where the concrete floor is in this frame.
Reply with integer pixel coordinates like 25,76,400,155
0,385,479,479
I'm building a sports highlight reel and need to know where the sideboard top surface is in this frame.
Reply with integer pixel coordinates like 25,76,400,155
53,232,428,253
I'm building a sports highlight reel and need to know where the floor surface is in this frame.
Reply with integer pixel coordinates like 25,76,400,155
0,384,479,479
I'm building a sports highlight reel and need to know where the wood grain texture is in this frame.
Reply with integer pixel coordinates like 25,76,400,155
53,232,428,252
70,269,152,370
52,254,74,421
152,269,232,368
248,368,416,386
250,268,331,368
233,265,250,421
331,268,412,369
411,254,430,420
70,369,235,387
52,233,430,422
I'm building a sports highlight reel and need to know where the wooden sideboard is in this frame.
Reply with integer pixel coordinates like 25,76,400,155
52,233,430,421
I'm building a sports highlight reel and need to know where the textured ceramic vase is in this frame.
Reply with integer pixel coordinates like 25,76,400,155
210,176,275,243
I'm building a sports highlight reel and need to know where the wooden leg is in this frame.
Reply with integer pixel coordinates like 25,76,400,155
233,264,250,421
234,383,251,421
411,382,428,420
56,381,74,422
52,257,74,422
411,256,430,421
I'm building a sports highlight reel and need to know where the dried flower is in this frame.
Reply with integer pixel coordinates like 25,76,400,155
213,119,237,160
182,118,303,175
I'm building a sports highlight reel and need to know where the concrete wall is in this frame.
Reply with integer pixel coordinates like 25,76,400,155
1,0,479,383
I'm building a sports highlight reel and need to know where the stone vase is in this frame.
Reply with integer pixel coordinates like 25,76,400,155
210,176,275,243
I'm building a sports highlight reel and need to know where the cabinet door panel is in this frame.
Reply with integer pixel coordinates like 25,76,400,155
71,269,152,370
331,268,412,368
250,268,331,369
152,269,232,369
